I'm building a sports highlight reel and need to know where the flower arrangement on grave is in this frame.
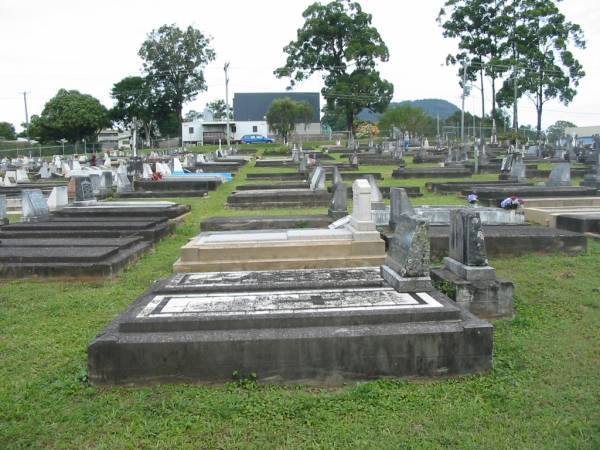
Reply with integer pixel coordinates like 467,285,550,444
151,172,163,181
467,193,478,205
500,196,523,210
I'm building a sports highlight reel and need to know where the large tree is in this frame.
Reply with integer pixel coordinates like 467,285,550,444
138,24,216,143
0,122,16,140
206,99,232,120
109,76,156,144
275,0,393,144
546,119,576,143
378,104,432,137
497,0,585,139
266,97,311,143
28,89,108,143
438,0,510,124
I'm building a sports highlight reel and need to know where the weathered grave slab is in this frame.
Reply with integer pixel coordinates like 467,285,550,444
88,269,492,385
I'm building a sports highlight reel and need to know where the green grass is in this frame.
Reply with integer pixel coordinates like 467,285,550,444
1,157,599,449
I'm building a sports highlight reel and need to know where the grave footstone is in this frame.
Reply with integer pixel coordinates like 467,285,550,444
21,189,50,222
547,163,571,187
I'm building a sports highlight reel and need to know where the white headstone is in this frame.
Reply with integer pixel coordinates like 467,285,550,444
16,168,29,183
116,173,133,193
351,179,372,223
39,162,51,179
47,186,68,211
172,157,184,174
22,189,49,222
142,164,153,179
309,166,325,191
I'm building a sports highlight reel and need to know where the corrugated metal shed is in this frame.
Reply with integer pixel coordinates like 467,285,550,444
233,92,320,121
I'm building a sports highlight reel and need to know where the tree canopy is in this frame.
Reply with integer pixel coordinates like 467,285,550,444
275,0,393,140
546,120,576,143
378,104,432,136
109,76,156,143
0,122,16,140
439,0,585,138
28,89,109,143
206,99,232,120
266,98,314,143
138,24,216,142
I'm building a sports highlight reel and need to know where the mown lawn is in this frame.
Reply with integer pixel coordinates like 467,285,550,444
1,149,599,449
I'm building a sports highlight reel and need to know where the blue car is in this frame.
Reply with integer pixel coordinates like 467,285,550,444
239,134,274,144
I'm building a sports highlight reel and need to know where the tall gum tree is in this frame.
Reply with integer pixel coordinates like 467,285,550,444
497,0,585,139
274,0,393,146
138,24,216,144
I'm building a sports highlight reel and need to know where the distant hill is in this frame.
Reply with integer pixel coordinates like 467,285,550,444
357,98,460,123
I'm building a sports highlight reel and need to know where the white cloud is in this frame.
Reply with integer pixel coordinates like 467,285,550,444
0,0,598,132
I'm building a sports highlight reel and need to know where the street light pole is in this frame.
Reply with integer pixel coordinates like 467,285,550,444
461,60,468,151
224,62,231,149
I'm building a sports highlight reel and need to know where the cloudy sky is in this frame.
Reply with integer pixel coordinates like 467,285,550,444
1,0,598,132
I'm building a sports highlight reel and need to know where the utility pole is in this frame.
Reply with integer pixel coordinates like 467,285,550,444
22,92,29,136
461,60,467,150
224,62,231,149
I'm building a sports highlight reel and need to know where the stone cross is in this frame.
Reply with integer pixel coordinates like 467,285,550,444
448,209,488,266
21,189,49,222
389,188,414,231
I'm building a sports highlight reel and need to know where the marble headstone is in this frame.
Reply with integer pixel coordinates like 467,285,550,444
21,189,49,222
547,163,571,187
47,186,68,211
309,166,325,191
39,162,51,179
366,174,385,210
116,173,133,193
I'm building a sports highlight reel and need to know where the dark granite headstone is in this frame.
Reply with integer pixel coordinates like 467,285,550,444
448,209,488,266
75,177,95,202
389,188,414,231
328,182,348,219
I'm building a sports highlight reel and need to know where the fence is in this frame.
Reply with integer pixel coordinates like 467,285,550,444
0,142,103,158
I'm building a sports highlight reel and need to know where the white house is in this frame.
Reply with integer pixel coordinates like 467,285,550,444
182,92,322,145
